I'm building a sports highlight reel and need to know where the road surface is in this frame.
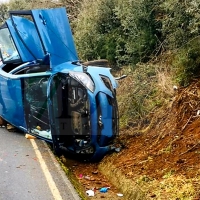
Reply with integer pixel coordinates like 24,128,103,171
0,127,81,200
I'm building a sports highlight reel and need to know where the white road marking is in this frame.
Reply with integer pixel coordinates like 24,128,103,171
30,139,63,200
42,141,81,200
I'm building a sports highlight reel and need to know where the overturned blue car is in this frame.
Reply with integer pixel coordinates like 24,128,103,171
0,7,119,161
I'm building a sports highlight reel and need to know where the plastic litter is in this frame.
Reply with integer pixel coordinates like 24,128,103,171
117,193,123,197
110,146,121,153
100,187,109,193
7,124,16,131
115,147,121,152
79,174,83,178
84,175,91,180
86,190,95,196
173,85,178,90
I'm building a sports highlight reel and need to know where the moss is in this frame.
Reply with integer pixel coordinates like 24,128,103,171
56,156,89,200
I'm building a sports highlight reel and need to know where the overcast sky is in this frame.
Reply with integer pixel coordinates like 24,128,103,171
0,0,9,3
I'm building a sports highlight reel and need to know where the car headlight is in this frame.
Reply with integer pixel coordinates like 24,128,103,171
69,71,95,92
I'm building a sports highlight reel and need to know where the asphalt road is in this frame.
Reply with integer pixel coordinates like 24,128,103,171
0,127,81,200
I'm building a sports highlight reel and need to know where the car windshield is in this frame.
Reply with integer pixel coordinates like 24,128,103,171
0,28,20,62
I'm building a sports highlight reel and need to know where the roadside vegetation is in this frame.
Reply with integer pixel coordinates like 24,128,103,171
0,0,200,199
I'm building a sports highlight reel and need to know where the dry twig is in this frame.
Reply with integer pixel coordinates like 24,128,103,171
181,115,192,131
180,141,200,156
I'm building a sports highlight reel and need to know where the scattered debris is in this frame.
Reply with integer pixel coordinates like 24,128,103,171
79,174,83,179
173,85,178,90
99,187,109,193
25,134,36,139
110,146,122,153
150,194,156,198
84,175,91,180
6,124,16,132
114,147,121,152
86,190,95,197
117,193,123,197
36,126,41,130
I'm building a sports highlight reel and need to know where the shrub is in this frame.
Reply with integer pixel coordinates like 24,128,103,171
0,3,9,26
160,0,200,50
73,0,119,66
117,64,161,129
74,0,161,66
115,0,162,65
173,37,200,86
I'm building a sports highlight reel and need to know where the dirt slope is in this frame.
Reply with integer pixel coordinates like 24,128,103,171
64,79,200,199
112,79,200,180
99,79,200,199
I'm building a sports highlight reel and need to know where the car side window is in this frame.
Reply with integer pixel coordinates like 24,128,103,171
0,28,20,63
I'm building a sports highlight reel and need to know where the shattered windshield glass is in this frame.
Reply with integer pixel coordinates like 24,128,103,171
0,28,20,62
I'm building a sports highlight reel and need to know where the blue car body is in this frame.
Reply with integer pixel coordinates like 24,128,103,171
0,7,119,161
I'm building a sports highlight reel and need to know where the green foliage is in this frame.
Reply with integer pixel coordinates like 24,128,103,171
74,0,119,65
117,64,162,129
173,37,200,86
74,0,161,66
59,0,83,24
74,0,199,81
161,0,200,50
159,0,200,86
0,3,9,26
8,0,29,10
114,0,161,65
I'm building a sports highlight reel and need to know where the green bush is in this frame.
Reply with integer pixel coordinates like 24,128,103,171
74,0,199,69
160,0,200,50
73,0,119,66
117,64,162,129
74,0,161,66
115,0,161,64
173,37,200,86
0,4,9,26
